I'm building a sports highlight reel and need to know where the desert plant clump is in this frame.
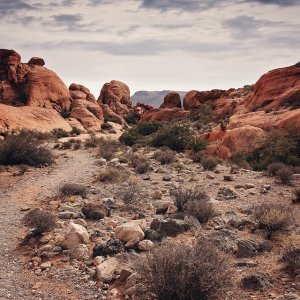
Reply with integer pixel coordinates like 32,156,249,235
0,133,54,167
128,153,151,174
124,113,140,125
186,200,217,223
137,239,231,300
101,122,113,130
98,138,120,161
70,127,82,136
51,128,70,139
61,141,72,150
84,133,99,148
281,247,300,276
22,208,56,236
277,166,293,184
188,136,208,152
154,149,175,165
60,183,87,198
170,187,210,211
254,203,293,239
201,156,219,171
267,162,286,176
151,123,192,152
116,178,143,205
96,167,128,183
293,188,300,203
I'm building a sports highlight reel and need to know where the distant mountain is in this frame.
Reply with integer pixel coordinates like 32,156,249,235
131,90,187,108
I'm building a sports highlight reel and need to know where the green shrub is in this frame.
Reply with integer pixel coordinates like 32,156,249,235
101,122,113,130
0,134,54,167
191,104,212,124
104,115,122,124
124,114,140,125
151,124,192,152
246,130,300,170
188,136,208,152
60,108,71,119
136,122,161,136
51,128,70,139
70,127,82,136
137,239,231,300
119,128,141,146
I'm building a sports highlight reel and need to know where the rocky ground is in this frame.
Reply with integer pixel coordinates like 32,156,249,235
0,137,300,300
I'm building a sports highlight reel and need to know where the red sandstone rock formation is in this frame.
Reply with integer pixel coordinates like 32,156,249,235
98,80,131,116
28,57,45,66
140,108,189,123
160,92,182,108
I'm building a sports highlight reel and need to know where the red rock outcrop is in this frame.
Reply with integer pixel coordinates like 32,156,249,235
183,89,226,110
140,108,190,123
0,49,72,110
69,83,96,102
160,92,182,108
0,103,71,134
98,80,131,116
101,104,126,124
242,66,300,110
28,57,45,66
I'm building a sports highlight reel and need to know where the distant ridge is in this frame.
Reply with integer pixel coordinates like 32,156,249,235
131,90,186,107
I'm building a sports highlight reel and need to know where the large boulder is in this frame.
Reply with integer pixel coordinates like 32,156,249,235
140,107,189,123
62,222,90,250
115,220,145,243
28,57,45,66
183,89,226,110
0,104,72,134
98,80,131,116
160,92,181,108
70,99,104,131
69,83,96,102
243,65,300,110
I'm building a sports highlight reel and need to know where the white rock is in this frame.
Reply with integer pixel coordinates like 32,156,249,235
115,220,145,243
62,222,89,250
138,240,154,251
70,244,89,260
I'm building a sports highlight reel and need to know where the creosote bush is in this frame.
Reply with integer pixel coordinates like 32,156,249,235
0,133,54,167
96,167,128,183
98,138,120,161
267,162,286,176
277,166,293,184
137,239,231,300
154,149,175,165
254,203,293,239
201,156,219,171
60,183,87,198
281,247,300,276
22,208,56,236
186,200,217,223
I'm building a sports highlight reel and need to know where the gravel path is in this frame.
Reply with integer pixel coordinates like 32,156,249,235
0,150,98,300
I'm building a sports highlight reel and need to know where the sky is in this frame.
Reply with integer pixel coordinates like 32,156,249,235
1,0,300,97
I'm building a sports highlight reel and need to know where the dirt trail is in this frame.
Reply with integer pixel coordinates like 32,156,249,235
0,150,97,300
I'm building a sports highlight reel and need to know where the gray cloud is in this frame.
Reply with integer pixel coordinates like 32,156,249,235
244,0,300,5
0,0,34,16
49,14,85,31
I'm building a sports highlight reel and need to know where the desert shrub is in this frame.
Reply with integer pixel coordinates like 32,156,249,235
191,104,212,124
154,149,175,164
254,203,293,239
18,164,29,174
116,178,143,204
0,165,6,173
188,136,208,152
70,127,82,136
96,167,128,183
101,122,113,130
60,108,70,119
119,128,141,146
73,142,81,150
246,130,300,170
293,188,300,203
98,138,120,161
201,156,218,171
277,166,293,184
61,141,72,149
136,122,161,136
267,162,286,176
281,247,300,276
0,134,54,167
60,183,87,198
170,187,209,211
293,166,300,174
124,113,140,125
18,129,54,141
230,152,251,169
135,158,151,174
84,133,98,148
151,123,192,152
190,151,203,162
51,128,70,139
137,239,231,300
220,121,227,131
22,208,56,236
104,115,122,124
186,200,216,223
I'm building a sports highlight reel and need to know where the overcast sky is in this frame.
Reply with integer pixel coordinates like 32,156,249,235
1,0,300,96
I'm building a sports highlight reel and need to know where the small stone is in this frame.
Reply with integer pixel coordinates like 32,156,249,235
138,240,154,251
58,211,75,219
73,218,88,228
40,262,52,270
230,165,239,174
206,174,215,180
224,175,234,181
163,175,172,182
245,183,255,189
152,190,163,200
